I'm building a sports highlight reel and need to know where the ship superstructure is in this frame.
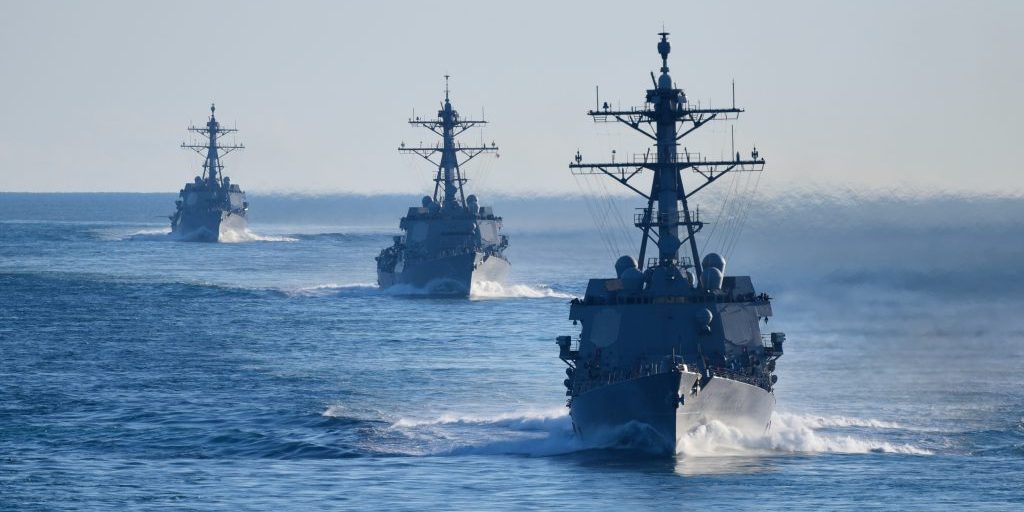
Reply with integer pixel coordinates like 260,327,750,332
170,104,248,242
556,33,785,453
376,78,509,295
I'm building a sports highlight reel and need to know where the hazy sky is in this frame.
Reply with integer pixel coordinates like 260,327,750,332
1,0,1021,196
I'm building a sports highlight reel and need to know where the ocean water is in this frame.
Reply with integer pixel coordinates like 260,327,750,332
2,193,1023,510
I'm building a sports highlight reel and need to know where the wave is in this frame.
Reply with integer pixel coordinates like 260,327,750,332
290,232,391,242
111,226,298,242
322,405,349,418
393,408,570,431
116,227,172,241
787,414,906,430
282,281,562,300
371,280,574,299
470,281,575,300
391,408,583,457
287,282,379,297
218,228,298,243
386,409,930,458
676,413,930,457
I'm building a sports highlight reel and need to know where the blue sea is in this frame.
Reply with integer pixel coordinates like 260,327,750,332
2,192,1023,510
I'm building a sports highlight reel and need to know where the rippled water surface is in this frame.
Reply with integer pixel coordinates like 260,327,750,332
2,193,1023,510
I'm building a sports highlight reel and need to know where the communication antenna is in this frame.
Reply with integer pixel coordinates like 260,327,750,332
569,32,765,273
398,77,500,208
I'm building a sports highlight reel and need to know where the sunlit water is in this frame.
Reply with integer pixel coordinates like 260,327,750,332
2,193,1022,510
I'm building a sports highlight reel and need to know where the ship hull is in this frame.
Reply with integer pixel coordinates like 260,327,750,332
377,251,510,296
171,209,247,243
570,370,774,454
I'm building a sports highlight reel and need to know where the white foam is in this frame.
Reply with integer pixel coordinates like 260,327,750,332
218,227,298,243
389,409,931,458
470,281,574,300
393,408,569,430
129,228,171,236
322,405,347,418
287,282,379,297
392,409,582,457
676,412,931,457
792,414,905,430
299,282,377,292
113,228,172,241
115,226,296,242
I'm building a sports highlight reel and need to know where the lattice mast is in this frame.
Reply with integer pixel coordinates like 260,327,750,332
181,103,244,186
399,76,499,209
571,32,764,277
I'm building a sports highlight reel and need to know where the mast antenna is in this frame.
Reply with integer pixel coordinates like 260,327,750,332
569,31,765,275
181,102,243,186
399,78,499,209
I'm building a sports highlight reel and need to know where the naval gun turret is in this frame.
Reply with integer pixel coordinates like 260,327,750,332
556,33,785,453
376,77,509,295
170,104,248,242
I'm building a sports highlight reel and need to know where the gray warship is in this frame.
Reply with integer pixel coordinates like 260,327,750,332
169,104,248,242
376,78,509,295
555,33,785,453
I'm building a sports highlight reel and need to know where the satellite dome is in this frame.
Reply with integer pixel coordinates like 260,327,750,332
701,267,724,291
421,196,433,208
614,255,638,278
621,267,644,290
702,253,726,274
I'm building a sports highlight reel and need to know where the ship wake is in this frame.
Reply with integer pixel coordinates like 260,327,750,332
386,409,931,458
676,412,931,457
287,283,380,297
389,409,582,457
378,280,573,299
115,226,296,242
283,281,563,299
120,228,172,241
470,281,574,300
218,227,297,243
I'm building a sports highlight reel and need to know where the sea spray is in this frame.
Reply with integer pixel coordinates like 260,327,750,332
676,413,931,457
470,281,574,300
385,408,930,458
218,227,298,243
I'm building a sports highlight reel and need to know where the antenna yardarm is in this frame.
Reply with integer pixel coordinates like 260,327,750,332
570,33,765,275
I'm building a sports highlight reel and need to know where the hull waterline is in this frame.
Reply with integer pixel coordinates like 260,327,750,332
378,251,510,296
570,370,774,453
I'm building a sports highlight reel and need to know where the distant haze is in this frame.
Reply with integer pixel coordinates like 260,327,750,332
1,0,1021,197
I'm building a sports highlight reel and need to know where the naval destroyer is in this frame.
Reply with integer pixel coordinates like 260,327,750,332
555,33,785,453
376,78,509,295
169,104,248,242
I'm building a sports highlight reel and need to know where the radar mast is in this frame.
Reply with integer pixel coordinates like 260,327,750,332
571,33,764,278
181,103,245,187
399,77,499,210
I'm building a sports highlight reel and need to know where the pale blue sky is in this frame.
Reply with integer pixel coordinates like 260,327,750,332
1,0,1021,196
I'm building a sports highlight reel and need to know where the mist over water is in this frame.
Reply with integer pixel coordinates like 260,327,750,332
2,192,1023,510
